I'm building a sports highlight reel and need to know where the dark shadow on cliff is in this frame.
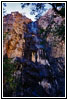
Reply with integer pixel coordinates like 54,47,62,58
3,21,65,97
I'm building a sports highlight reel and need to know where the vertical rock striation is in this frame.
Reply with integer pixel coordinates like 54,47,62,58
3,12,31,58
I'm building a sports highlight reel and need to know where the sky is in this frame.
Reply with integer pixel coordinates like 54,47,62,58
3,3,52,21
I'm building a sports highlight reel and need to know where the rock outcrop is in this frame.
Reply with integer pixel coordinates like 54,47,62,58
38,8,65,58
3,12,31,58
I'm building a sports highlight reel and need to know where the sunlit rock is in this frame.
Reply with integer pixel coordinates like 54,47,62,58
3,12,31,58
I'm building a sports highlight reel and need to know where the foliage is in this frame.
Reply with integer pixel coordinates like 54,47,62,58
3,3,7,16
3,32,8,40
21,3,65,19
50,3,65,17
3,58,17,94
39,28,45,34
21,3,46,19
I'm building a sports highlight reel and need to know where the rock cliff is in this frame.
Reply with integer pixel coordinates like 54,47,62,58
3,10,65,59
38,8,65,58
3,12,31,58
3,10,65,97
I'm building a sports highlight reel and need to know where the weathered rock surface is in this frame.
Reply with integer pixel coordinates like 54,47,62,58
3,10,65,97
38,8,65,58
38,8,64,30
3,12,31,58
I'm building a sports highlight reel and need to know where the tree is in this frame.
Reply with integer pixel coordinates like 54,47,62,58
21,3,65,18
3,3,7,16
21,3,46,19
50,3,65,17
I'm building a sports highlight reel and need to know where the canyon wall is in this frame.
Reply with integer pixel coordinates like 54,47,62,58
3,12,31,58
3,9,65,59
38,8,65,58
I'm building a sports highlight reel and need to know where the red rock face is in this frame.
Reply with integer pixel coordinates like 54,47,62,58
38,9,65,58
3,12,31,58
